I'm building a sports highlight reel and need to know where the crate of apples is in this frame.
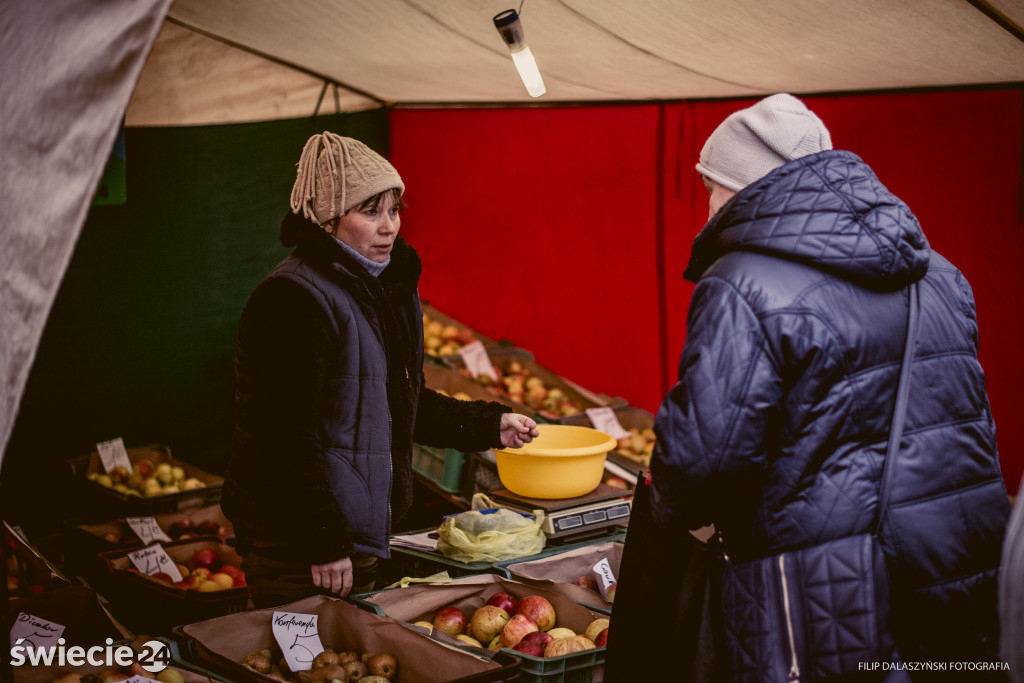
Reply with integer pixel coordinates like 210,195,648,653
102,538,248,603
424,592,609,659
458,355,594,421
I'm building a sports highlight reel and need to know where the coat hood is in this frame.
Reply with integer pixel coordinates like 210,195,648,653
685,150,930,291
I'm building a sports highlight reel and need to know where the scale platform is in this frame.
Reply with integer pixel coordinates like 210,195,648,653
488,483,632,540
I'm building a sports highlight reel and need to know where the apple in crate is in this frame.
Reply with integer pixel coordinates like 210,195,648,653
470,605,510,644
486,591,517,616
514,595,556,631
544,635,595,658
593,628,609,647
501,613,539,648
188,548,221,572
432,606,467,636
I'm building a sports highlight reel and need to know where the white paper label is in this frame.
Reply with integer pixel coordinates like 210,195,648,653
592,557,618,600
128,544,182,583
273,612,324,672
584,407,631,439
125,676,162,683
96,437,133,473
458,340,498,381
9,612,65,652
127,517,172,545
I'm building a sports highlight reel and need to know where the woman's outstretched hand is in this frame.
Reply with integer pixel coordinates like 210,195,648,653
499,413,540,448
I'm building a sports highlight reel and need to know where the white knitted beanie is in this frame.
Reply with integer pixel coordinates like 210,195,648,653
696,93,832,192
290,132,405,226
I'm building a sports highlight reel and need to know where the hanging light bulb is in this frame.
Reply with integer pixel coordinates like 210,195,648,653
493,9,546,98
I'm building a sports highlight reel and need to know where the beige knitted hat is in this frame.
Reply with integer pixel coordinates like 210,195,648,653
290,132,405,225
696,93,832,192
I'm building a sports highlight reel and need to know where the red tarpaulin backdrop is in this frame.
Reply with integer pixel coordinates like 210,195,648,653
391,90,1024,492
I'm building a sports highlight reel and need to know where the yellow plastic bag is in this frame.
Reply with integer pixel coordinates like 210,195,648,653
435,493,546,563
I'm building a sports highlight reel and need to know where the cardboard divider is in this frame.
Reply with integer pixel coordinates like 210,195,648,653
180,594,515,683
495,542,623,612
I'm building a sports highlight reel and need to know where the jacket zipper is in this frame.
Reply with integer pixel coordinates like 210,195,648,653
779,554,801,682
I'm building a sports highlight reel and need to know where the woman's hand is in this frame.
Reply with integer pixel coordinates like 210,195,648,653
311,556,353,596
499,413,540,448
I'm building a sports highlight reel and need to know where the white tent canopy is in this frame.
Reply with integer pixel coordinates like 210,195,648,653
2,0,1023,462
129,0,1024,125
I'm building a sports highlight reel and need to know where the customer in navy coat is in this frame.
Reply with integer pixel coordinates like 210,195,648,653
647,94,1010,675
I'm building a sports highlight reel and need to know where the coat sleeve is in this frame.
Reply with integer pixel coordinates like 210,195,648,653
413,380,511,452
650,277,783,532
230,275,354,564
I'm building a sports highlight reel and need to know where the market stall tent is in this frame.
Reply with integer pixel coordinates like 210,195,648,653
2,0,1023,492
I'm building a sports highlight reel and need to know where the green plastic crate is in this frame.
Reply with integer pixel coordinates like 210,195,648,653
510,646,604,683
412,444,467,493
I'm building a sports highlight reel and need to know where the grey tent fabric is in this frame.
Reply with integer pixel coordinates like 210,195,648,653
0,0,173,462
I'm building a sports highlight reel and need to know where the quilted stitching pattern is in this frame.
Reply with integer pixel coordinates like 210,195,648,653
653,149,1008,665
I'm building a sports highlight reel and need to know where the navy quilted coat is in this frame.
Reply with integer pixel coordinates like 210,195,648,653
651,150,1010,669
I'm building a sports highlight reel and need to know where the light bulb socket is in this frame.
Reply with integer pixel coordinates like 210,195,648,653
493,9,526,52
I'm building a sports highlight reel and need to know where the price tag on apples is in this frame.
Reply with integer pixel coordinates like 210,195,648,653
592,557,618,602
9,612,65,652
458,340,498,382
128,544,183,583
584,407,631,440
273,612,325,672
127,517,172,545
96,437,133,474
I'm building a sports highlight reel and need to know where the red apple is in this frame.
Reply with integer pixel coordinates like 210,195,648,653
190,567,212,580
514,595,556,632
512,640,547,657
218,564,244,582
470,605,511,644
522,630,554,644
167,519,192,540
500,613,539,648
172,581,189,590
136,459,155,477
571,575,598,590
195,520,221,536
486,591,517,616
188,548,221,572
593,628,608,647
604,582,617,602
151,572,175,584
432,606,468,636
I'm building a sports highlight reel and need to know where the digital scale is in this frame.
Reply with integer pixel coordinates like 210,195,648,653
488,483,632,542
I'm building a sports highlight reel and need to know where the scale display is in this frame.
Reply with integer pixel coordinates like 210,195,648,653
489,484,632,539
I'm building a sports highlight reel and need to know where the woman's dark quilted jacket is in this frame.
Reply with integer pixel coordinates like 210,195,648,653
651,150,1010,665
223,213,509,565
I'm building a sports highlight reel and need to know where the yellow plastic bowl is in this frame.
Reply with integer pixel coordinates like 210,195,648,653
495,424,617,499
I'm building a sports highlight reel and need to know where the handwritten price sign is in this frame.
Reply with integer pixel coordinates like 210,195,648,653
458,340,498,382
584,407,631,440
273,612,324,673
96,437,133,473
9,612,65,652
127,544,182,582
127,517,172,545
